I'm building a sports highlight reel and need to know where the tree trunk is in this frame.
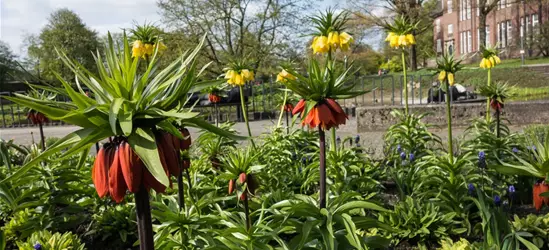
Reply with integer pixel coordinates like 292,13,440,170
410,44,418,71
539,0,543,26
479,14,488,49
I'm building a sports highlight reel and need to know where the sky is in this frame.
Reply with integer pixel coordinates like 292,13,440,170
0,0,373,57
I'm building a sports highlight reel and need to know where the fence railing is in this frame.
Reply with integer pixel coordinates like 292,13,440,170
0,74,439,128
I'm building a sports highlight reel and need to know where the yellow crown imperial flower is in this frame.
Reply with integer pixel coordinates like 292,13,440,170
132,40,144,58
311,36,330,54
339,32,353,51
448,73,455,86
405,34,415,45
493,55,501,64
241,69,254,81
438,70,447,81
489,56,496,67
276,69,296,83
328,31,340,50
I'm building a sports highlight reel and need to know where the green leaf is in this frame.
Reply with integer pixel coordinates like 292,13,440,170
109,98,124,134
128,128,169,187
335,201,389,214
119,109,133,136
146,108,199,120
517,234,540,250
185,117,247,141
0,128,97,184
0,229,5,250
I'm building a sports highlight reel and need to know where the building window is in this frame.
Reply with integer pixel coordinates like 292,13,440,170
533,14,539,27
499,0,506,9
486,26,490,46
507,0,511,7
507,20,512,45
436,19,441,33
466,0,471,20
448,0,452,13
437,39,442,53
448,24,454,35
467,30,472,53
460,32,464,54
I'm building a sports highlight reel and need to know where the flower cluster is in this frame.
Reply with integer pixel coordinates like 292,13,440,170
478,151,486,169
311,31,353,54
479,55,501,69
435,54,462,86
130,23,166,59
92,129,191,203
228,172,257,201
385,32,415,49
479,45,501,69
438,70,455,86
383,15,418,49
224,69,254,86
292,98,347,130
132,40,167,59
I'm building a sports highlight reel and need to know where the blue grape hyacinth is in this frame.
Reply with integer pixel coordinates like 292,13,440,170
467,183,475,195
400,151,406,160
478,151,486,169
494,195,501,206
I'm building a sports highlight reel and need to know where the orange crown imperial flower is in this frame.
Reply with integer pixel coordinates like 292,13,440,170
92,131,192,203
292,98,347,130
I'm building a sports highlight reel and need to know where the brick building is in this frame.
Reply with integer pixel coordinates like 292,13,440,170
433,0,549,59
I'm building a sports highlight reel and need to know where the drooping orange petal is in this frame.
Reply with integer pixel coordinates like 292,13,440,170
325,98,345,114
312,107,320,128
317,103,336,130
292,99,306,116
159,132,180,177
239,173,247,184
120,142,142,193
142,148,169,194
92,146,109,198
534,183,543,211
228,179,235,194
109,146,128,203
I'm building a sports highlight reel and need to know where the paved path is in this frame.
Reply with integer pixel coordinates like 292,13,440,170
0,118,360,151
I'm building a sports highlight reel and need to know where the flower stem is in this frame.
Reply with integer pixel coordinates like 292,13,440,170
277,88,288,128
38,122,46,150
496,108,500,138
445,80,454,162
486,68,491,120
135,184,154,250
177,163,185,211
401,51,409,116
243,192,251,230
239,86,256,148
319,126,327,209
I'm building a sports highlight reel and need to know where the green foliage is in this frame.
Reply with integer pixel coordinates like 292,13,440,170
438,238,472,250
16,230,85,250
85,204,137,249
379,56,403,72
379,197,466,248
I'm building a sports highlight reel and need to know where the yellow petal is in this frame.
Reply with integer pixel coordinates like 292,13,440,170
277,74,285,83
479,58,486,69
438,70,446,81
493,55,501,64
385,32,395,41
390,36,399,48
241,69,251,80
406,34,415,45
234,74,244,86
398,35,407,47
448,73,455,86
225,70,235,79
132,40,144,58
489,57,496,67
485,58,493,68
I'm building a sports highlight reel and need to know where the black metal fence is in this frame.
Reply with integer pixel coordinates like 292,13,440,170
0,74,439,128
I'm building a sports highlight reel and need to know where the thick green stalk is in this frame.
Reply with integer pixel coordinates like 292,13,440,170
486,68,491,120
327,50,337,151
240,86,256,148
277,88,288,128
401,51,409,115
445,80,454,162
